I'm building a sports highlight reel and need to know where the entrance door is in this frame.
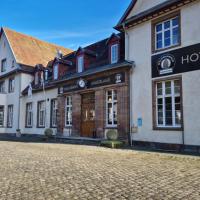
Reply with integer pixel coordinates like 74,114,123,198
81,92,95,137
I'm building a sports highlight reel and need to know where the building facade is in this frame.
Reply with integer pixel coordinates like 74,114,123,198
0,27,72,135
116,0,200,149
22,34,133,139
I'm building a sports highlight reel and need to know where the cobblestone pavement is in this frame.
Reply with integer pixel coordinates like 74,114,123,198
0,142,199,200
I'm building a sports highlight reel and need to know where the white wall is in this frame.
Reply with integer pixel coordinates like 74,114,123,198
127,0,168,19
20,88,58,135
0,32,19,76
127,2,200,146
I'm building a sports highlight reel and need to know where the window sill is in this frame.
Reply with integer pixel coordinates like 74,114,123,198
25,126,33,128
153,43,181,54
153,126,183,131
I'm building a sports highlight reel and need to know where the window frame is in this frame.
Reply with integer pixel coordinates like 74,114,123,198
0,106,4,128
106,90,118,127
1,58,7,72
37,101,46,128
7,105,13,128
152,76,183,131
110,44,119,64
8,77,15,93
77,55,84,73
65,96,72,127
50,99,58,128
53,64,59,80
0,81,5,93
25,102,33,128
152,11,181,53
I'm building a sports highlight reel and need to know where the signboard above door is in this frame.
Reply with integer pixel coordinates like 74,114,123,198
152,43,200,78
58,72,125,94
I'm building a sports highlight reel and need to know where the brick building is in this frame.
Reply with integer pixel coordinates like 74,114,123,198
22,33,133,139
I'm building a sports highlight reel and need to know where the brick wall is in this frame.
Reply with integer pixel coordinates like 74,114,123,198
72,94,81,136
57,95,65,135
95,89,105,138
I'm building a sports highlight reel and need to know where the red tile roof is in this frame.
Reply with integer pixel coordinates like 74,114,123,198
3,27,73,67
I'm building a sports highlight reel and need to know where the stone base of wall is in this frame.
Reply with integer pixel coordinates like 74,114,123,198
132,140,200,154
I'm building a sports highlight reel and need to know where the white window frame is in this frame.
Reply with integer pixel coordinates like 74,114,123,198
0,81,5,93
0,106,4,127
7,105,13,128
51,99,58,128
65,96,72,127
156,80,181,128
8,78,15,93
54,64,59,80
106,90,118,127
38,101,45,127
155,16,179,50
26,103,33,127
77,56,84,73
111,44,119,64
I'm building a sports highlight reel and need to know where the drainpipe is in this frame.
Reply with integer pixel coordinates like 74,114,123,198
17,72,21,133
122,22,134,145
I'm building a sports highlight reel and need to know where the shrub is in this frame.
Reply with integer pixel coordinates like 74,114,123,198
44,128,53,138
101,140,123,148
106,130,118,141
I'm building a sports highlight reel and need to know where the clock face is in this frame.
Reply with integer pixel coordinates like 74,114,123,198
78,79,86,88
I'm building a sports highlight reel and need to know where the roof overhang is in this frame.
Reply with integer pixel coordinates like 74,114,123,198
115,0,197,31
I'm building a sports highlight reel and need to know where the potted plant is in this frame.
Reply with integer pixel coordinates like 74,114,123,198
101,130,123,148
16,129,21,138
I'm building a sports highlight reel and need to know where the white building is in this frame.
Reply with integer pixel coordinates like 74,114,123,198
115,0,200,150
0,27,72,135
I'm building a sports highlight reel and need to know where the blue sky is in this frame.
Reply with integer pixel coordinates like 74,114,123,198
0,0,131,50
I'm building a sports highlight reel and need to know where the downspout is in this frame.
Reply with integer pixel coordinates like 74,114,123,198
122,22,133,145
17,72,21,132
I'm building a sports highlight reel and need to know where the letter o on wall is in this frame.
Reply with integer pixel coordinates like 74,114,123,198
190,53,199,62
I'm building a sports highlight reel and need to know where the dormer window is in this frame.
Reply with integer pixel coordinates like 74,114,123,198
111,44,119,64
35,72,39,85
54,64,59,80
77,56,84,73
44,70,48,81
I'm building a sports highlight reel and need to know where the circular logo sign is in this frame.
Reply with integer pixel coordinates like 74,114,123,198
157,54,176,75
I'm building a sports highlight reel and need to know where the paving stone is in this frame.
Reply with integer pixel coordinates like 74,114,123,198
0,141,199,200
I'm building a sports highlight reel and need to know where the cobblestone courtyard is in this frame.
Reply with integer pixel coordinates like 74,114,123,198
0,141,199,200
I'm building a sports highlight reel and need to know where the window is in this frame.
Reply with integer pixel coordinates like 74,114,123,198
37,101,45,127
53,64,58,80
1,59,7,72
26,103,33,127
7,105,13,128
65,96,72,126
155,16,180,50
77,56,84,73
35,72,39,85
111,44,119,64
106,90,117,126
155,79,182,128
8,78,15,93
12,60,15,68
0,81,5,93
51,99,58,127
0,106,4,127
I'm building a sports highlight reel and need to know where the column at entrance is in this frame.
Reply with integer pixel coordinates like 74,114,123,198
72,94,81,136
95,89,105,138
117,85,129,139
57,95,65,135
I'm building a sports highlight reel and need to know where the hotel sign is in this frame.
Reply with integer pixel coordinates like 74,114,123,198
152,43,200,78
58,72,125,94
